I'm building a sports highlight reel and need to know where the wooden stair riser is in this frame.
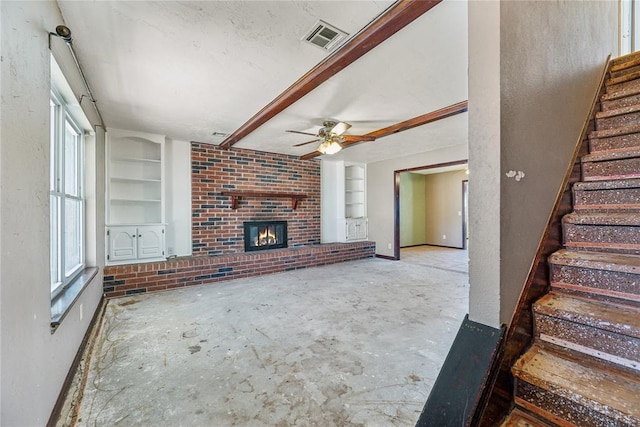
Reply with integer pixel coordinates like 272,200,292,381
582,156,640,181
607,69,640,87
500,409,554,427
609,63,640,81
601,92,640,111
606,76,640,95
550,263,640,303
595,109,640,131
563,223,640,254
514,381,630,427
588,131,640,153
534,314,640,371
573,184,640,212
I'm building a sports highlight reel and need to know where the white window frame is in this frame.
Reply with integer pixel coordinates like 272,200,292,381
620,0,640,56
50,87,85,299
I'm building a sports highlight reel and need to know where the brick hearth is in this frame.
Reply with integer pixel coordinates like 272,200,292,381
103,242,375,298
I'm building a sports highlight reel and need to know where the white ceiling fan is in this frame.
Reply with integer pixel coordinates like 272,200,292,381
287,120,376,154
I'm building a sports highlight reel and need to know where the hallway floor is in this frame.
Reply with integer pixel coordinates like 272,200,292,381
63,247,469,426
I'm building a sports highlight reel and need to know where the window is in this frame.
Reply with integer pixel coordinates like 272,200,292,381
620,0,639,55
50,88,85,299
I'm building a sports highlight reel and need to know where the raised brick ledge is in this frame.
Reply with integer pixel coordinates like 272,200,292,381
103,241,375,298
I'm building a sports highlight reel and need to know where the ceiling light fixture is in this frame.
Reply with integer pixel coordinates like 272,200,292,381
317,138,342,155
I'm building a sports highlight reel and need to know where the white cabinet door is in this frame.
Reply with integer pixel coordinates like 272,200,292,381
356,218,368,240
346,219,359,240
108,226,138,262
137,225,165,259
346,218,368,241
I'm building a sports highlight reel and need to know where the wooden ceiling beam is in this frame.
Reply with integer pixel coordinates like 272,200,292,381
219,0,442,149
300,100,468,160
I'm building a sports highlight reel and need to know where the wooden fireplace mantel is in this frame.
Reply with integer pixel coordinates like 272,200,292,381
220,191,307,210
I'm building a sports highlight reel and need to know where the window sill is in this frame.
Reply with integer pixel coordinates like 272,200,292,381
51,267,99,333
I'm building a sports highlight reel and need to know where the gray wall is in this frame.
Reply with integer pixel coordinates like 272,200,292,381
468,1,617,327
424,170,467,248
399,173,427,247
1,1,105,424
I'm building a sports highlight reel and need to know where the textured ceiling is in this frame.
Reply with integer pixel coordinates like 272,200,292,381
57,0,468,163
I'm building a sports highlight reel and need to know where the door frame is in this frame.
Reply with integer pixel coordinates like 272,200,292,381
393,159,468,260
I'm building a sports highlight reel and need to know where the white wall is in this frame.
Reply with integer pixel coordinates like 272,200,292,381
367,143,468,258
468,1,618,327
1,1,105,424
165,138,192,256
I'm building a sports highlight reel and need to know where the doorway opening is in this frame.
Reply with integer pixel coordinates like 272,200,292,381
394,159,468,260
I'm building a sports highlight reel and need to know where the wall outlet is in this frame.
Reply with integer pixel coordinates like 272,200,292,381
442,235,447,240
168,246,174,255
387,243,392,250
80,303,83,321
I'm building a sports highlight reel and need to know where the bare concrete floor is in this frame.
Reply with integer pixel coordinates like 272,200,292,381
67,247,469,426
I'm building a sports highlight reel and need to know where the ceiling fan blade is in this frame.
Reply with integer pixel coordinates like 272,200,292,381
340,134,376,142
286,130,317,136
330,121,351,136
293,138,320,147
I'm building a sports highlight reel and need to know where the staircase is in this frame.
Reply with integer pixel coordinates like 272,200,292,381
501,52,640,426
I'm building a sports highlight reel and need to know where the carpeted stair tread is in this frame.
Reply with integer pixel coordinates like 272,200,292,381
549,249,640,275
535,292,640,339
573,177,640,191
563,212,640,226
611,52,640,72
573,178,640,211
595,102,640,119
589,123,640,140
601,83,640,103
582,147,640,162
513,345,640,423
606,69,640,87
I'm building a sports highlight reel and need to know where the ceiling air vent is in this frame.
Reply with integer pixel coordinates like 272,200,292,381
302,20,348,51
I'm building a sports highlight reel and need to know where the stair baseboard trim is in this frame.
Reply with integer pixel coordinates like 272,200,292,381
514,397,580,427
539,333,640,372
551,281,640,303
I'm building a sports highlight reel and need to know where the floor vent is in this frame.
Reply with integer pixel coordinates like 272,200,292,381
302,20,348,51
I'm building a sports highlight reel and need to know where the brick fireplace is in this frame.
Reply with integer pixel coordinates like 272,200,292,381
191,142,320,256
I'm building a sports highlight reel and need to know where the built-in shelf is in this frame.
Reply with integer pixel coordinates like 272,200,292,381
221,191,308,210
111,177,162,184
111,198,162,203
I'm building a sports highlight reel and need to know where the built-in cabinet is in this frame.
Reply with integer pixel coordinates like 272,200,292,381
107,225,165,262
344,164,368,241
106,128,166,264
321,161,368,243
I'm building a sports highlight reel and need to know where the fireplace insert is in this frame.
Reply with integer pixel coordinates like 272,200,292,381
243,221,287,252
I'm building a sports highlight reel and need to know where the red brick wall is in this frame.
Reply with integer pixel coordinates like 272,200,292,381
103,242,375,298
191,142,321,256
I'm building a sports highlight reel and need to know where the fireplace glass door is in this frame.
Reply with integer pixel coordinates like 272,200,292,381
244,221,287,252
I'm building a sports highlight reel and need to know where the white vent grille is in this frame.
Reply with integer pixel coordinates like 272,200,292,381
302,20,348,51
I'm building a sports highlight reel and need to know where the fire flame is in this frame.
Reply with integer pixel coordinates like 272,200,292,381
255,227,277,246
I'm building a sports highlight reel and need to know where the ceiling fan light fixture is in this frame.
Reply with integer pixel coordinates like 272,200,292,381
317,139,342,155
